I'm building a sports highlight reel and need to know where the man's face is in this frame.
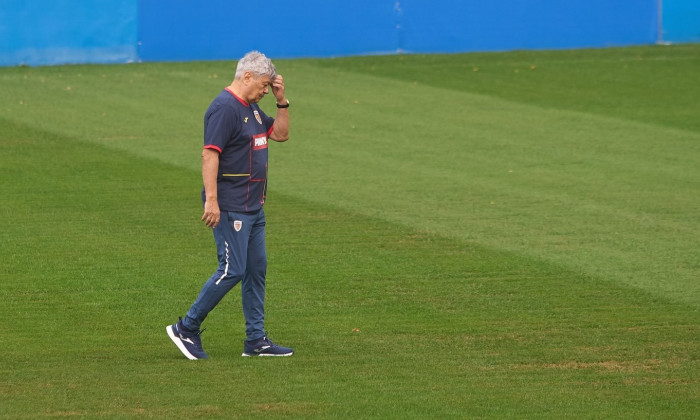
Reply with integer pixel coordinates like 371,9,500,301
247,73,273,103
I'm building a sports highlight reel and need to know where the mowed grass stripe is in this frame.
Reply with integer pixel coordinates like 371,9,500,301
274,61,700,306
1,119,698,417
2,50,697,305
306,44,700,133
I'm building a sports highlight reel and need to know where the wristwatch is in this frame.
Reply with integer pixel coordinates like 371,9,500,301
276,99,290,109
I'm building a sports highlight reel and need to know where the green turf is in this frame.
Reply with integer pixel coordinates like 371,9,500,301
1,45,698,418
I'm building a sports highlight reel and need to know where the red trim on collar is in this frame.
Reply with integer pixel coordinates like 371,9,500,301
225,87,249,107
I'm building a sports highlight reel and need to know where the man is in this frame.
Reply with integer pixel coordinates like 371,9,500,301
166,51,293,359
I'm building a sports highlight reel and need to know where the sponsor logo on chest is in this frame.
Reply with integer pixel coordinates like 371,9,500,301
253,133,268,150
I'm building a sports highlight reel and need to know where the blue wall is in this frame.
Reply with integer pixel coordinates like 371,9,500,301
0,0,137,66
138,0,658,61
0,0,696,67
137,0,399,61
663,0,700,42
398,0,658,53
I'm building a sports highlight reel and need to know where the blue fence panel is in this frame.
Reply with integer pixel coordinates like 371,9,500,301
137,0,398,61
399,0,659,53
0,0,138,66
663,0,700,42
2,0,697,67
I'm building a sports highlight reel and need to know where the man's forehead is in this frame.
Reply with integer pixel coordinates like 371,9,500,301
252,73,273,84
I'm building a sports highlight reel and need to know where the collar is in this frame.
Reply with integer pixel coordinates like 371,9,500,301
225,87,249,107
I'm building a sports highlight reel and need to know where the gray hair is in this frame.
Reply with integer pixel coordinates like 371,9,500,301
234,51,276,80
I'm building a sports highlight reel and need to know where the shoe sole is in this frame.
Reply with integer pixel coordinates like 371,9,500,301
166,325,200,360
241,352,294,357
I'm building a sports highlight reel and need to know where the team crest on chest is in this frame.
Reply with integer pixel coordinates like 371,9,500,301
253,110,262,125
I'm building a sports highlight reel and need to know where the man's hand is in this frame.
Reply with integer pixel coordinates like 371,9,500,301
270,75,290,141
201,199,220,228
271,75,286,104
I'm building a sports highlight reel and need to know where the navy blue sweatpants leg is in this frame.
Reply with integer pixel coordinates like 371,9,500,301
242,209,267,341
183,209,267,339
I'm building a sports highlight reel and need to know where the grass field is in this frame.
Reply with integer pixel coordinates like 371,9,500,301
1,44,699,418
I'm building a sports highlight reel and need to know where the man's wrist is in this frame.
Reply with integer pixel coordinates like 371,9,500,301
276,99,290,108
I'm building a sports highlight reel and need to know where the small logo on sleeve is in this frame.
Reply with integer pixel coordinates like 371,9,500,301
253,133,268,150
